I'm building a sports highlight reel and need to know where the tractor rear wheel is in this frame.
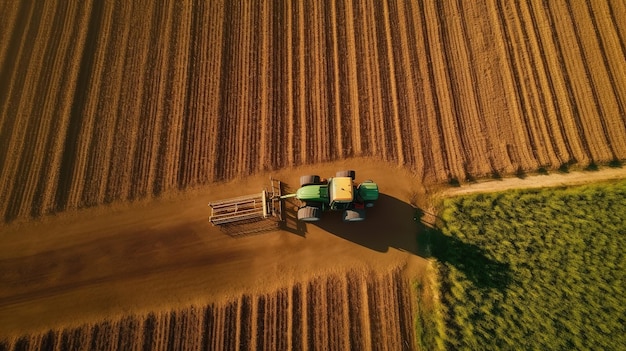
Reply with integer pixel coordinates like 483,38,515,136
298,206,321,222
300,175,321,187
343,209,365,222
336,170,356,180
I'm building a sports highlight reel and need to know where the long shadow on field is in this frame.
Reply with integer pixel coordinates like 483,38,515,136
414,209,512,290
303,193,420,254
294,193,510,290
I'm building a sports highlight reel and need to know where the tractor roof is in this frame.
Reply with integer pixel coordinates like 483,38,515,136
330,177,353,202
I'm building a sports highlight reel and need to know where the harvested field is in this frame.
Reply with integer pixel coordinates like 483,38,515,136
1,0,626,224
2,0,626,349
0,270,417,351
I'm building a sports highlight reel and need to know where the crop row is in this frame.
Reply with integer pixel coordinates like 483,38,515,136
0,269,416,350
1,0,625,223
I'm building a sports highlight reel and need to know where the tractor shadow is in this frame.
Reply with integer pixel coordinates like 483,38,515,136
290,193,511,290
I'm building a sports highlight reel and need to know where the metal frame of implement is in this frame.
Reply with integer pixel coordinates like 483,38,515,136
208,178,283,225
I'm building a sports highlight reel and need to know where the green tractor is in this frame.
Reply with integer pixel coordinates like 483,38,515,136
294,170,379,222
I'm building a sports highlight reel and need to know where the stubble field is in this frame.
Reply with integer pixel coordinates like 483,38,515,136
1,0,625,223
1,0,626,349
1,269,417,351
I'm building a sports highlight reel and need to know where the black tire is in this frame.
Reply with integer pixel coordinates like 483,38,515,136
343,209,365,222
300,175,321,187
298,206,321,222
336,170,356,180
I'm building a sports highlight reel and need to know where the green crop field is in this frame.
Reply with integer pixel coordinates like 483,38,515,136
418,180,626,350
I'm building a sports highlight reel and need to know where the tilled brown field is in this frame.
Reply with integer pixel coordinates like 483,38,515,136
1,0,625,224
0,269,416,351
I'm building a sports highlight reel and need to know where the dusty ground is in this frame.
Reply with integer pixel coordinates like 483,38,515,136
0,159,427,337
2,158,625,341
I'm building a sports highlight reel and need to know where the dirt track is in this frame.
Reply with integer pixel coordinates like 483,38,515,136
0,161,425,340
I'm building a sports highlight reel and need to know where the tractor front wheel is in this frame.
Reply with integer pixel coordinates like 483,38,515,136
298,206,321,222
300,175,321,187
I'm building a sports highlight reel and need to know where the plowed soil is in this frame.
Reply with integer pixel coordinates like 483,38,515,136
1,0,626,349
1,0,625,223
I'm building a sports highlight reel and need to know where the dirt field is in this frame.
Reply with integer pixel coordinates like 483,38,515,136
1,0,626,349
1,0,625,224
0,162,426,343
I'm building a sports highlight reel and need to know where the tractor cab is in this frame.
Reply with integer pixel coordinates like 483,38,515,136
294,170,379,222
328,177,354,210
